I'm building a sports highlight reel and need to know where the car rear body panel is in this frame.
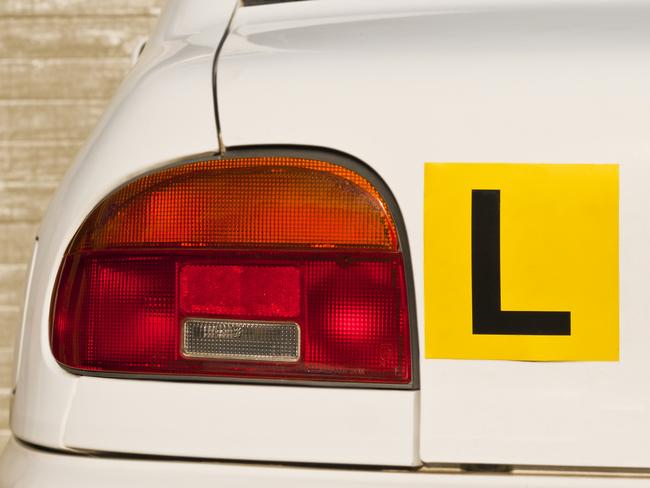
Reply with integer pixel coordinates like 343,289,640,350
61,377,418,465
6,0,650,475
8,0,420,468
217,0,650,468
4,437,650,488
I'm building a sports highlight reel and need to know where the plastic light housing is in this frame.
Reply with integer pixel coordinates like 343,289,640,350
51,155,412,385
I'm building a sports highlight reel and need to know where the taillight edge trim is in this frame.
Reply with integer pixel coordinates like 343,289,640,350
50,145,420,391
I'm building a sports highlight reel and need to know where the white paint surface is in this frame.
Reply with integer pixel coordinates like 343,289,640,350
218,0,650,468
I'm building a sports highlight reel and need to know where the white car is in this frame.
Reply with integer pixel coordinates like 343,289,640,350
1,0,649,486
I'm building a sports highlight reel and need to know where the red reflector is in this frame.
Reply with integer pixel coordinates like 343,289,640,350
180,264,301,317
51,157,412,385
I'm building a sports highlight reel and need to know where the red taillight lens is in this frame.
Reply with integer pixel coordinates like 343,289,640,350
51,156,412,385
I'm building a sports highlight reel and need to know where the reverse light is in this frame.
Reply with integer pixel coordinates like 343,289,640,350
51,155,412,385
182,319,301,362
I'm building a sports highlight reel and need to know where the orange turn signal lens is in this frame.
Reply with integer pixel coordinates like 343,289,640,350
72,157,398,252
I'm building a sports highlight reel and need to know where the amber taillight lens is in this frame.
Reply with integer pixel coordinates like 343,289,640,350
51,156,411,385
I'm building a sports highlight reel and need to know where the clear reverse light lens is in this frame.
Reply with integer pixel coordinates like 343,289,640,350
182,318,300,362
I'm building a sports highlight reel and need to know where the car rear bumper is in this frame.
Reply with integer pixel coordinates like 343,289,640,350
2,437,649,488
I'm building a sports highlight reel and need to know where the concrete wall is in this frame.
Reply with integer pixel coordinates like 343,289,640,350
0,0,164,450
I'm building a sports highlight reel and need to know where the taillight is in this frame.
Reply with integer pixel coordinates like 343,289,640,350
51,155,412,385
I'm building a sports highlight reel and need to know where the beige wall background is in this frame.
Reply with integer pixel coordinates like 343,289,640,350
0,0,164,451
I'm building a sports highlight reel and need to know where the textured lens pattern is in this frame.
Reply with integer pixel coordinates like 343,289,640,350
52,252,411,383
183,319,300,362
51,157,411,385
180,264,301,317
73,158,397,251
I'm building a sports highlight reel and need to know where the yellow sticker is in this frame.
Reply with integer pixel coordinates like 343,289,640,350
424,163,619,361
